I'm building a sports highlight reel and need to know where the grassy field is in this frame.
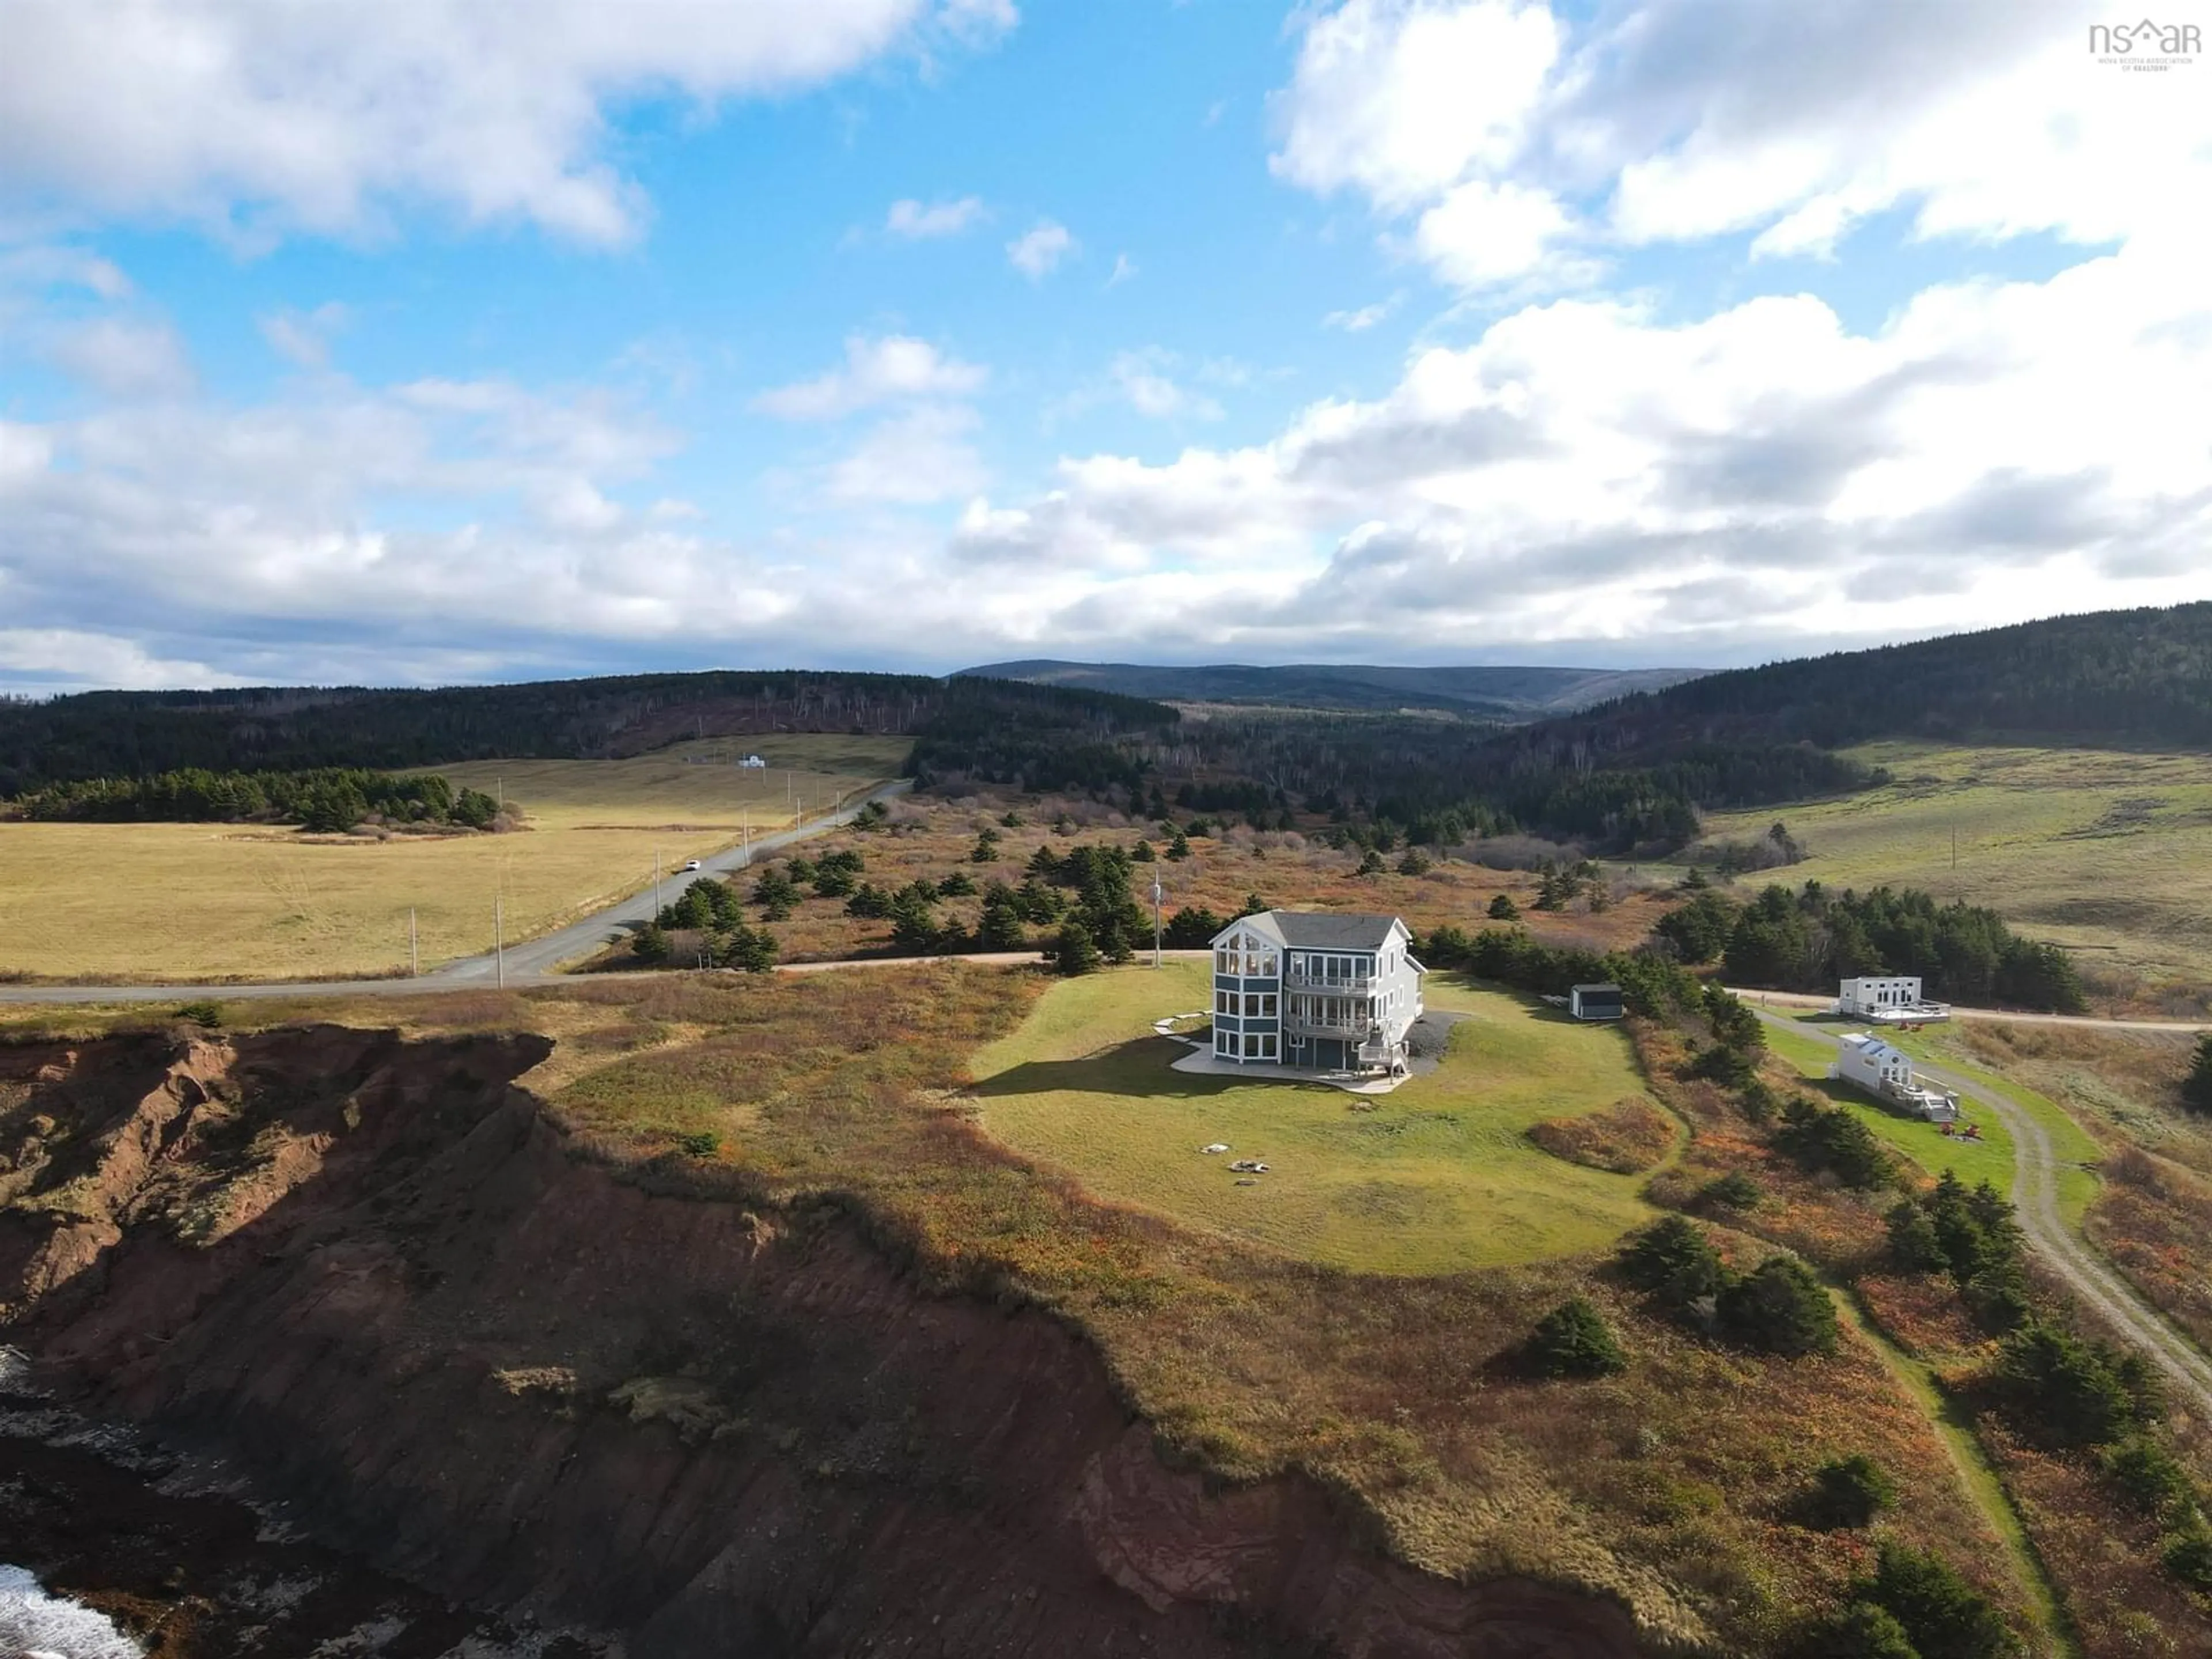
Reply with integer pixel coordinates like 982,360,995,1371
0,734,907,983
1762,1021,2020,1193
1696,742,2212,1012
968,962,1665,1274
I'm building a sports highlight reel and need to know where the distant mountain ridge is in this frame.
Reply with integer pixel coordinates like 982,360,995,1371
957,659,1706,717
1512,601,2212,758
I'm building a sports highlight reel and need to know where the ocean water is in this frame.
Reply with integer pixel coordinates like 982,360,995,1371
0,1565,143,1659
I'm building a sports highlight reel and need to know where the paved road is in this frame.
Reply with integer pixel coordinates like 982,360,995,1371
0,781,912,1006
1729,985,2210,1033
1758,1007,2212,1418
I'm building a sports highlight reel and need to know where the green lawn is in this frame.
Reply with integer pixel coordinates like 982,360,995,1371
1764,1017,2019,1193
1888,1033,2105,1227
967,963,1665,1274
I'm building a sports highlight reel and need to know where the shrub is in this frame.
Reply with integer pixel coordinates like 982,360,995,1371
1527,1297,1627,1379
1618,1215,1724,1311
2102,1434,2197,1525
1993,1322,2139,1448
1778,1095,1893,1190
1488,892,1520,921
1396,849,1433,876
1886,1199,1949,1272
174,999,224,1029
2163,1521,2212,1593
1699,1169,1763,1211
674,1131,719,1158
938,869,977,897
631,922,671,965
1798,1600,1921,1659
1863,1541,2018,1659
2184,1033,2212,1115
1355,848,1387,878
1718,1255,1839,1358
1804,1454,1899,1529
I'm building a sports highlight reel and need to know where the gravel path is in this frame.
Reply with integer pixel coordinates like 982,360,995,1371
1758,1010,2212,1419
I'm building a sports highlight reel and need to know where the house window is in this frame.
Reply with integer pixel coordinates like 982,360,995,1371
1259,1033,1277,1060
1260,993,1277,1017
1215,1029,1234,1058
1215,990,1233,1016
1244,993,1260,1017
1243,1033,1261,1059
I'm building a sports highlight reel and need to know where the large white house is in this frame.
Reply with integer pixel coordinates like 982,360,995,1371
1834,975,1950,1024
1209,911,1425,1073
1832,1032,1961,1122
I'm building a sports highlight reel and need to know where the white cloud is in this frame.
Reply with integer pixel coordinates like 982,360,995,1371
1412,178,1585,287
0,244,131,298
752,334,987,420
0,628,244,691
828,405,988,503
0,0,1012,248
1271,0,1562,211
884,195,986,238
1271,1,2212,291
1108,351,1223,422
1007,219,1076,278
258,302,351,370
1107,252,1138,287
44,317,196,397
946,231,2212,651
1323,296,1397,331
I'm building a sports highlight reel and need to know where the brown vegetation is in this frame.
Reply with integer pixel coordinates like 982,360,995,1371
1528,1097,1679,1174
591,785,1672,968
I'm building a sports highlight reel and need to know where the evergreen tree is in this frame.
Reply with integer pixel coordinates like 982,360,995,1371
2184,1034,2212,1115
1527,1296,1628,1378
1718,1255,1838,1357
1488,892,1520,921
1052,918,1101,976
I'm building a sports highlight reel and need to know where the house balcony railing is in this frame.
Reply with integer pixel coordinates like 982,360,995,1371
1285,968,1372,992
1285,1010,1378,1039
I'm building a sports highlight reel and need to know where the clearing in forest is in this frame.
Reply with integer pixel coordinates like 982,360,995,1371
969,961,1666,1274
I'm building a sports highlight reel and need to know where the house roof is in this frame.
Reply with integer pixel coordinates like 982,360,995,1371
1211,910,1406,952
1571,982,1623,996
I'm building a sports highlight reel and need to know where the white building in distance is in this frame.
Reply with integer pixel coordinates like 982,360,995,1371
1834,975,1950,1024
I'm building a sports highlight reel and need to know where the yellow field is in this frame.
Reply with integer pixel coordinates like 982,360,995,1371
969,961,1666,1274
0,735,907,983
1698,742,2212,1005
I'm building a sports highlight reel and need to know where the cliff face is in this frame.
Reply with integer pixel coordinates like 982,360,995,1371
0,1028,1645,1659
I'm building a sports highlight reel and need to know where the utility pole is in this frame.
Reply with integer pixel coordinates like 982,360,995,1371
409,907,419,978
494,893,505,990
741,809,750,866
654,847,662,918
497,775,504,812
1152,873,1164,968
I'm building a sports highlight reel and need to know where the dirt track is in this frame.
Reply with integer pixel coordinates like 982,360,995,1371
1759,1010,2212,1419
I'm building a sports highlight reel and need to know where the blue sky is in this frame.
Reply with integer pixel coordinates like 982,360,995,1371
1,0,2207,691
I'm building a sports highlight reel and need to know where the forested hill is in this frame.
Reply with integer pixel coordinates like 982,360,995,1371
1512,603,2212,762
957,659,1703,716
0,672,1176,797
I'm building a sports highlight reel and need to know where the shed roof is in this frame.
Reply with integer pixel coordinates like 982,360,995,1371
1571,982,1623,997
